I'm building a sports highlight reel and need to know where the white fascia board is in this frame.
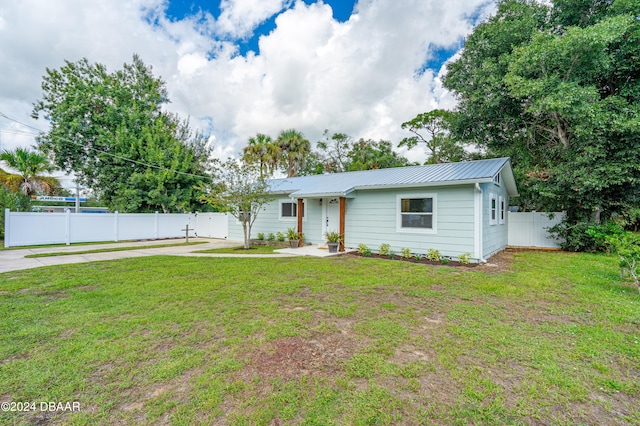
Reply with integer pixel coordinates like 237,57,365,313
354,178,491,192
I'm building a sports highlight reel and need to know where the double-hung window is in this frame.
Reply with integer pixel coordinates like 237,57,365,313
280,200,304,221
397,194,436,233
490,194,498,225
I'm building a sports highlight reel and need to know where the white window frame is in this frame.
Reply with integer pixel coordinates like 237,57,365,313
490,193,498,226
396,193,437,234
279,199,306,222
499,196,505,225
493,173,501,186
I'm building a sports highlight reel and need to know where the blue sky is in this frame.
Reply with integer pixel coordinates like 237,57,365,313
0,0,497,176
166,0,356,54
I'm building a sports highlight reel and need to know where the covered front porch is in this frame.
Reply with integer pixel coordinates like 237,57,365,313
292,196,349,252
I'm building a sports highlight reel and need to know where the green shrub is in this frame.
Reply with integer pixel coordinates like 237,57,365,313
414,254,422,261
441,257,450,265
267,232,275,241
401,248,412,259
605,232,640,293
276,231,285,242
325,231,342,243
357,243,369,255
379,243,391,256
388,252,395,260
286,227,299,241
257,232,265,241
458,252,471,265
549,219,624,252
426,249,441,262
0,188,31,239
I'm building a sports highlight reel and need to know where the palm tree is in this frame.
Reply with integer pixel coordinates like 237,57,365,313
0,147,60,196
242,133,281,177
276,129,311,177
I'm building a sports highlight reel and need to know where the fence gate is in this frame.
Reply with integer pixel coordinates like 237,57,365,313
195,213,228,239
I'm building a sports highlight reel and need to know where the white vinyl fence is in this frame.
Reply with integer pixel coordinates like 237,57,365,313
4,210,228,248
508,212,564,248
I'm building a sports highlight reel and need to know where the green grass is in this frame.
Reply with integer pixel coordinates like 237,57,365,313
0,251,638,425
2,239,149,250
192,245,281,254
24,241,207,258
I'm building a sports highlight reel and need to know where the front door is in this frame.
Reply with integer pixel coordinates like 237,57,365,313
323,198,340,238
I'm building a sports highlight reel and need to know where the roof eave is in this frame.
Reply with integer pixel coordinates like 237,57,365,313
353,178,493,192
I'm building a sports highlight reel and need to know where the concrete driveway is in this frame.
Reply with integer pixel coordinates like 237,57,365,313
0,238,264,273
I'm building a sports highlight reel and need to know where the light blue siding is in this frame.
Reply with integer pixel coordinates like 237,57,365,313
228,196,324,244
481,173,510,258
344,186,476,258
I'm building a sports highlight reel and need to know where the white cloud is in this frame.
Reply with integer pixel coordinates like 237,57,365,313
216,0,289,38
0,0,497,183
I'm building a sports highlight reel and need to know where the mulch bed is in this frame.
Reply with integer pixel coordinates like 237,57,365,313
351,252,478,268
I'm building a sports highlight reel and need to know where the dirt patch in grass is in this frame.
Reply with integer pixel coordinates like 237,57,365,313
241,333,360,380
476,248,517,273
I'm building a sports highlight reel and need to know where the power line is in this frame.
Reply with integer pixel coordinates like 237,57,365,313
0,129,40,137
0,111,213,182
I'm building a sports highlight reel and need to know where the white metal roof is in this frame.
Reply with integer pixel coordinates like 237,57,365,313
268,157,518,198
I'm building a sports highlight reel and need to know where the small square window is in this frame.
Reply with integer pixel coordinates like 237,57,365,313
280,201,304,220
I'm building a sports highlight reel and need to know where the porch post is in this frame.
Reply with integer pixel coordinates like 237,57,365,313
339,197,346,252
297,198,303,236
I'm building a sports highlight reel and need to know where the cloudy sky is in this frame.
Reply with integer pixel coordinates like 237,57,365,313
0,0,496,184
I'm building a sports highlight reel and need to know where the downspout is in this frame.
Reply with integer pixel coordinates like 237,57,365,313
474,183,487,263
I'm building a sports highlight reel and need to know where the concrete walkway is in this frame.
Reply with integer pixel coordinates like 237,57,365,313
0,239,352,274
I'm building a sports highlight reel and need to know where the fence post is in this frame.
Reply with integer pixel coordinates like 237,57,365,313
155,211,159,239
114,211,119,242
65,209,71,245
4,208,10,248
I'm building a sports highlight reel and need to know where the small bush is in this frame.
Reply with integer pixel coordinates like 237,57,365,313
286,227,299,241
401,248,412,259
606,232,640,293
426,249,441,262
388,252,395,260
257,232,265,241
357,243,369,255
441,257,450,265
276,231,285,242
379,243,391,256
549,219,624,252
414,254,422,261
458,252,471,265
325,231,342,243
267,232,275,241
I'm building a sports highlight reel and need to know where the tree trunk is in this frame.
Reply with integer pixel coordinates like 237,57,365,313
242,222,249,249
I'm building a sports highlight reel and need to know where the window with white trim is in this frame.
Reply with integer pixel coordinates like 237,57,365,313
493,173,501,185
279,200,305,221
396,194,436,233
490,193,497,225
499,196,505,224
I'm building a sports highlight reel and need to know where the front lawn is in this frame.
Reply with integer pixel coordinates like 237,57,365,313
192,245,281,254
0,251,638,425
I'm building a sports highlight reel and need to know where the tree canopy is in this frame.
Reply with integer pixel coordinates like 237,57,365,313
443,0,640,228
32,55,212,213
276,129,311,177
202,159,274,249
0,147,60,196
399,110,472,164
